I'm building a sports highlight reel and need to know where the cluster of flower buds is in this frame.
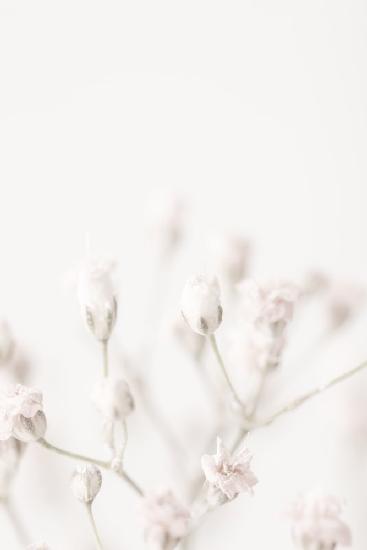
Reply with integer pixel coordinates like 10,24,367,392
77,257,118,343
71,463,102,504
238,280,299,370
141,490,190,550
201,437,257,507
288,490,351,549
0,383,47,443
181,275,223,336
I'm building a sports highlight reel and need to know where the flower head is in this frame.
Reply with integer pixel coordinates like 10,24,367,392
201,437,257,503
77,257,117,342
71,463,102,503
181,275,222,336
92,377,134,421
141,490,190,550
0,384,46,442
289,490,352,548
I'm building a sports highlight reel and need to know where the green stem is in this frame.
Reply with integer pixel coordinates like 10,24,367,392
209,334,245,410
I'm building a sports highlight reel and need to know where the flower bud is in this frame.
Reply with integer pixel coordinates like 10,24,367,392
0,384,46,443
77,258,118,342
71,464,102,503
181,275,222,336
91,377,134,421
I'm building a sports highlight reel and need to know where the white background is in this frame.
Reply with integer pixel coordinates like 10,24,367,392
0,1,367,549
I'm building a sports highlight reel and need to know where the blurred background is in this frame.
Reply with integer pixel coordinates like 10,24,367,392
0,0,367,548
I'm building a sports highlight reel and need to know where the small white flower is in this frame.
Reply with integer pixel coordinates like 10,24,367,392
92,377,134,422
181,275,222,336
0,384,47,442
77,257,117,342
289,490,352,549
27,543,50,550
141,490,190,550
0,321,14,365
0,438,23,499
201,437,257,503
71,463,102,503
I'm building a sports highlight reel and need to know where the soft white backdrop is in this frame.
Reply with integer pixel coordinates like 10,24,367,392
0,1,367,548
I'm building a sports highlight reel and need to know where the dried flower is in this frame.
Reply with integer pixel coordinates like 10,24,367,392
289,490,352,548
172,317,206,361
212,235,251,286
0,384,47,442
92,377,134,421
0,321,15,365
71,463,102,503
181,275,222,336
201,437,257,502
0,438,23,498
77,257,117,342
239,280,299,328
141,490,190,550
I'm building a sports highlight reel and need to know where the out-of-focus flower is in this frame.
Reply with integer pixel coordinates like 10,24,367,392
239,280,299,327
92,377,134,421
172,316,206,361
77,257,117,342
0,438,23,499
301,271,330,298
0,321,15,365
181,275,222,336
27,543,50,550
0,384,46,442
71,464,102,504
201,437,257,503
147,191,186,259
289,490,352,549
141,490,190,550
326,282,365,331
212,235,251,286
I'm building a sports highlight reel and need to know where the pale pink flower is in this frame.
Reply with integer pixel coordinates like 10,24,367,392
77,257,118,341
239,280,299,327
181,275,222,335
71,463,102,503
141,490,190,550
201,437,257,502
289,491,352,548
0,384,46,442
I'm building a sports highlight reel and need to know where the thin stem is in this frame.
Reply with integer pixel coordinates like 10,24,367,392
254,360,367,430
86,502,104,550
102,340,109,378
209,334,245,410
1,498,29,545
38,438,144,497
